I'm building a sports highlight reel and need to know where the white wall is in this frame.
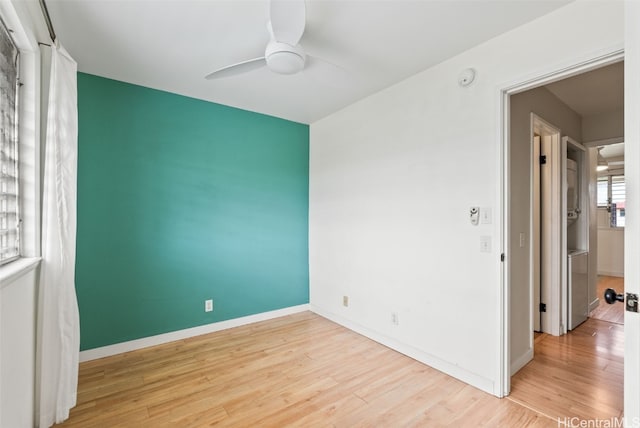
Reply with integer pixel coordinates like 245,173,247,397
597,209,624,277
509,87,582,373
598,228,624,276
0,1,48,426
309,0,623,396
1,268,38,428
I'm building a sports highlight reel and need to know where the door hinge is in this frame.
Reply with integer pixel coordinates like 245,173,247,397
539,303,547,312
540,155,547,165
500,253,505,262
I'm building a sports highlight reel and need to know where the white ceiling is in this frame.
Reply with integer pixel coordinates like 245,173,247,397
545,61,624,117
601,142,624,162
47,0,572,124
601,142,624,158
544,61,624,164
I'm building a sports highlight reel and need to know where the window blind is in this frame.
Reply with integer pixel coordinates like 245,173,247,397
0,17,19,264
611,175,625,204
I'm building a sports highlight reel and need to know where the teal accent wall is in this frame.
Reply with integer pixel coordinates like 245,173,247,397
76,73,309,350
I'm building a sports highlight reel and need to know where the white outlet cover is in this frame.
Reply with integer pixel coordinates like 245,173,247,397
480,236,491,253
481,207,492,224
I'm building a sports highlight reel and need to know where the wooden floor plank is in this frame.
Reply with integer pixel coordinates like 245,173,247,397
510,317,623,422
56,311,623,427
590,275,625,324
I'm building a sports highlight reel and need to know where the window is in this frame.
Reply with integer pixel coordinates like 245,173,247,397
0,17,19,264
597,176,608,207
611,175,625,227
597,174,625,228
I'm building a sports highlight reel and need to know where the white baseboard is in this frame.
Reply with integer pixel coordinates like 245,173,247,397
309,305,495,396
79,304,310,362
510,348,533,376
589,298,600,312
598,270,624,277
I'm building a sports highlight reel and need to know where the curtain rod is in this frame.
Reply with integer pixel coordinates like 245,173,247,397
39,0,56,43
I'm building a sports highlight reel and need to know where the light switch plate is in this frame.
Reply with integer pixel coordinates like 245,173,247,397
480,236,491,253
481,207,492,224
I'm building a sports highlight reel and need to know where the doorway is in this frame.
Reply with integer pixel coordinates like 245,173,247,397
590,141,626,325
530,116,563,337
503,57,626,420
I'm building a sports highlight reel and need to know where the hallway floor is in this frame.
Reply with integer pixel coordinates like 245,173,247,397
590,275,625,324
511,318,623,422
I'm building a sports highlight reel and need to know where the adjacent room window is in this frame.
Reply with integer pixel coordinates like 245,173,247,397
0,18,20,264
596,176,608,207
597,174,625,228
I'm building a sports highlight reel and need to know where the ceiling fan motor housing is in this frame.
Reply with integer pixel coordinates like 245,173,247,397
265,41,306,75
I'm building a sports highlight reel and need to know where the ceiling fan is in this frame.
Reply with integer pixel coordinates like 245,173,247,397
205,0,345,81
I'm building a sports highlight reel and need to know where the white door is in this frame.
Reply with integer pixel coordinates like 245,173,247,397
624,1,640,421
533,136,541,332
540,131,563,336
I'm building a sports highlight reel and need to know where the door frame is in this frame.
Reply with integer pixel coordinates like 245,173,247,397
498,49,624,396
532,116,563,337
624,1,640,420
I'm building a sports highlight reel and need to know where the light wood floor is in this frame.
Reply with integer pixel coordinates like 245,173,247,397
511,317,623,422
590,275,625,324
56,311,622,427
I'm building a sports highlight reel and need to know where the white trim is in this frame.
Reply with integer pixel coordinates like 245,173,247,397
499,47,624,398
0,257,40,288
528,117,565,336
498,86,510,398
79,304,310,362
510,348,533,376
497,46,625,95
589,298,600,313
625,2,640,422
534,116,564,337
566,136,586,152
531,135,540,333
310,305,495,395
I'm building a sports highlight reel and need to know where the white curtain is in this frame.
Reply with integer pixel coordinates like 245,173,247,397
36,43,80,428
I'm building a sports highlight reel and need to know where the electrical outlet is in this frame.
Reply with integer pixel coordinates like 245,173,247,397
480,236,491,253
205,299,213,312
519,233,526,248
343,296,349,307
391,312,399,325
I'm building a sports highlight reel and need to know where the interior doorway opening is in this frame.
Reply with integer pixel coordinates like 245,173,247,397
503,56,625,420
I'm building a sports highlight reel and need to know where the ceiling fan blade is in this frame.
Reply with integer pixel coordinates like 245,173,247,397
270,0,306,45
205,57,266,80
306,55,353,88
